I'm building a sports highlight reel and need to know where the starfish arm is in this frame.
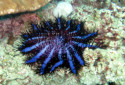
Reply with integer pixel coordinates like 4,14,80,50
50,48,63,72
69,45,84,65
66,20,71,30
22,34,29,38
46,21,53,29
72,32,97,40
32,24,38,31
22,41,46,52
58,18,61,29
40,47,55,74
66,47,76,74
72,41,98,48
50,61,63,72
20,36,46,48
69,24,80,34
25,45,50,63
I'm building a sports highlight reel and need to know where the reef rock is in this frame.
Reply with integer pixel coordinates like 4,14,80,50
0,0,51,16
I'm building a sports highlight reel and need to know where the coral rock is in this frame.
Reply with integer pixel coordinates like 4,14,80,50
0,0,51,16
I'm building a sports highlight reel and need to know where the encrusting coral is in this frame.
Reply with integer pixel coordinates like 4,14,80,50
0,0,51,16
53,1,73,17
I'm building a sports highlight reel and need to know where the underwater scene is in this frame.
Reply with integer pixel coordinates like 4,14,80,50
0,0,125,85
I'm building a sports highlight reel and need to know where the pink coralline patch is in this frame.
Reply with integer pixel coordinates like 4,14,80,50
21,14,40,22
0,18,23,38
71,0,82,6
0,13,40,39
